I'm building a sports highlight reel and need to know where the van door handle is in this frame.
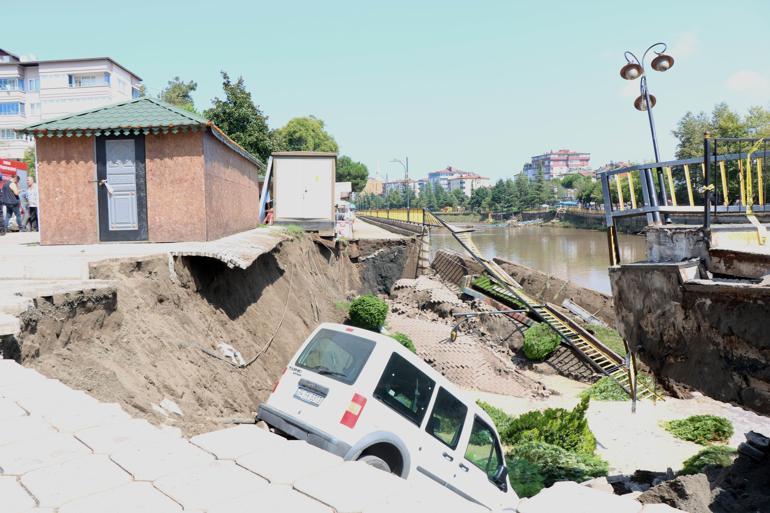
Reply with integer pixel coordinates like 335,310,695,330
459,463,469,472
442,452,454,462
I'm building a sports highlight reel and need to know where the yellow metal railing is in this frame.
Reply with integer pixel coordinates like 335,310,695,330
357,208,443,227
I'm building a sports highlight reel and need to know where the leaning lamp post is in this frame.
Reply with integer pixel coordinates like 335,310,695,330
390,157,410,212
620,43,674,224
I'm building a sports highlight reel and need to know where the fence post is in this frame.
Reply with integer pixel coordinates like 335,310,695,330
703,132,712,229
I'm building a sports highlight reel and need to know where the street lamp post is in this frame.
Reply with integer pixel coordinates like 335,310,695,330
390,157,410,212
620,43,675,224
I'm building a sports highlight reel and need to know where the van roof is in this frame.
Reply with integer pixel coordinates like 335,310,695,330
314,322,496,427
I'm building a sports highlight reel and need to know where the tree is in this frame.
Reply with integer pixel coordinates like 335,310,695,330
273,116,338,153
420,183,436,210
158,77,198,113
451,188,467,210
205,72,273,162
468,186,490,212
22,147,35,178
385,188,404,208
336,155,368,192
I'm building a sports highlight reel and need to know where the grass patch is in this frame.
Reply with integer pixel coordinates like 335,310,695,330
580,373,657,401
334,300,350,313
282,224,305,238
662,415,734,445
391,332,416,353
680,446,737,475
522,323,561,361
586,324,626,356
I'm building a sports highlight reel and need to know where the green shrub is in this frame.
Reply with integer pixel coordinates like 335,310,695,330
580,374,657,401
522,323,561,361
662,415,734,445
348,295,388,332
477,400,513,435
508,441,608,487
392,332,416,353
506,456,546,498
283,224,305,238
504,396,596,455
587,325,626,356
680,446,737,475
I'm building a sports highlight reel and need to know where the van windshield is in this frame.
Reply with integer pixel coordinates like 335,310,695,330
295,329,376,385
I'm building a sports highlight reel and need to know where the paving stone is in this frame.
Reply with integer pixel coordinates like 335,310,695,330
236,440,343,485
153,460,268,511
0,432,90,475
16,391,129,433
0,415,56,448
294,461,408,513
191,424,286,460
363,478,491,513
0,398,26,420
110,438,214,481
22,455,131,508
517,481,643,513
208,484,333,513
75,418,180,454
58,481,183,513
0,475,36,513
0,377,80,402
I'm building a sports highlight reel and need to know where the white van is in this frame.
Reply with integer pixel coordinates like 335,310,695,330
257,323,518,512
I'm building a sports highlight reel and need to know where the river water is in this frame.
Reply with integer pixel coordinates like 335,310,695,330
429,225,647,295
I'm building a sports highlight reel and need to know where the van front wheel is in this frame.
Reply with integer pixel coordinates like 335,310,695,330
357,454,392,473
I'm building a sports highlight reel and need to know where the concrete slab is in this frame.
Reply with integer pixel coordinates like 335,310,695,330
58,482,183,513
0,433,91,475
0,475,36,513
363,478,490,513
293,461,407,513
14,389,129,433
21,455,131,508
109,438,213,481
75,418,180,455
0,398,26,420
0,415,57,447
208,485,333,513
517,481,642,513
236,440,343,485
191,424,287,460
153,460,269,511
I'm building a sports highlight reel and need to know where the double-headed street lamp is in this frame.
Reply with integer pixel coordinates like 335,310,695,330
390,157,410,209
620,42,674,224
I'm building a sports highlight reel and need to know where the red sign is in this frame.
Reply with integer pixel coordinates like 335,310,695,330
0,159,27,179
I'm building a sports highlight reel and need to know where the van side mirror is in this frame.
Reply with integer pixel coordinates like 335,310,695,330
493,465,508,491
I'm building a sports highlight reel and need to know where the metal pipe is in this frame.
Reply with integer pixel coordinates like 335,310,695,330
641,76,666,223
704,133,712,229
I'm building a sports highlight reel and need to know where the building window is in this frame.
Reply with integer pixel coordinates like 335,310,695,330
27,79,40,92
30,103,41,115
132,87,142,99
68,73,110,88
0,129,18,139
0,102,24,116
0,78,24,91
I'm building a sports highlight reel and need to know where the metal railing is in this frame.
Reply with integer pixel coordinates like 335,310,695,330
357,208,443,227
599,135,769,264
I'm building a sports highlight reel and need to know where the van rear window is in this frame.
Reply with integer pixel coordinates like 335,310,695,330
295,329,376,385
374,353,435,426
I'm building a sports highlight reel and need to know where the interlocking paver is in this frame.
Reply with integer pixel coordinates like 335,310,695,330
236,440,343,485
58,481,183,513
294,461,407,513
153,460,268,511
0,398,26,420
15,390,129,433
363,478,489,513
0,475,36,513
21,455,131,508
208,484,333,513
0,432,90,475
75,418,180,454
110,437,213,481
0,415,57,448
191,424,286,460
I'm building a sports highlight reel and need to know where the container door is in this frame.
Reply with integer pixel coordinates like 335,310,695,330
96,135,148,241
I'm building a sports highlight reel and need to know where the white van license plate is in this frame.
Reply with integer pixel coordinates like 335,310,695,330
294,387,324,406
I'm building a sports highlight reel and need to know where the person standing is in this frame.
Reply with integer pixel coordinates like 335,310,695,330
26,176,38,232
1,176,22,232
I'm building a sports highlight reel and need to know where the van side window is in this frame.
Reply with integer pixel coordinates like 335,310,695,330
426,387,467,449
373,353,435,426
464,417,503,480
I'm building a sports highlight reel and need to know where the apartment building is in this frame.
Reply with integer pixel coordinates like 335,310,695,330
383,178,420,196
0,48,142,159
446,173,490,196
522,149,591,180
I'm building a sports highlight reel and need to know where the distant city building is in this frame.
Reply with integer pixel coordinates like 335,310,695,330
592,161,632,178
428,166,461,189
446,173,490,196
383,178,420,196
523,149,591,180
361,177,384,196
0,48,142,159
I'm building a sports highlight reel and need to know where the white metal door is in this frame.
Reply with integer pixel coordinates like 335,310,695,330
105,139,138,231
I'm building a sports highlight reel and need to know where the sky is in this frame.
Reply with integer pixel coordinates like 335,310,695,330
4,0,770,181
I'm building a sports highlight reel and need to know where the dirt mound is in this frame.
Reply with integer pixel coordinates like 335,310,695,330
14,238,366,435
